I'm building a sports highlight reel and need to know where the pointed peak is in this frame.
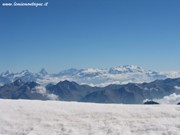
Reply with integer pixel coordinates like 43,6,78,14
21,69,31,73
1,70,13,76
39,68,48,75
4,70,12,75
56,80,79,90
58,80,72,84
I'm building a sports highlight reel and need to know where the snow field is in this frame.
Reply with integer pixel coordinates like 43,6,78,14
0,100,180,135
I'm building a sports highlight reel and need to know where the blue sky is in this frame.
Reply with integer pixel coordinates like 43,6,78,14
0,0,180,73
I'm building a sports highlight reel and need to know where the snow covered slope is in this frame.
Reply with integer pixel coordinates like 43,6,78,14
0,65,173,87
0,100,180,135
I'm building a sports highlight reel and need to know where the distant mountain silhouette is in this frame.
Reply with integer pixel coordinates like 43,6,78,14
81,78,180,104
46,80,101,101
0,78,180,104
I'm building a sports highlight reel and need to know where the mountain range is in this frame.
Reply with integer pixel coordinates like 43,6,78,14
1,65,180,87
0,77,180,104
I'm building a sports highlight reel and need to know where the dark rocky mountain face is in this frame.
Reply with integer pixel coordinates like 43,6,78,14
39,68,48,76
0,78,180,104
0,79,47,100
80,87,140,104
80,84,144,104
140,78,180,99
81,78,180,104
46,80,101,101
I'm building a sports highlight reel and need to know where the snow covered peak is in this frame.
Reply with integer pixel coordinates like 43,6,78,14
109,65,146,74
0,65,179,87
4,70,12,74
81,68,107,74
20,70,32,74
1,70,13,76
77,68,107,78
39,68,48,76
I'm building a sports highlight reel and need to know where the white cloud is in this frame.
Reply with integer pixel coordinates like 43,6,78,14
46,94,58,100
154,93,180,104
33,86,47,95
174,86,180,90
32,86,58,100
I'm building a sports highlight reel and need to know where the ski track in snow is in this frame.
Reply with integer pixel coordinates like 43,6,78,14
0,100,180,135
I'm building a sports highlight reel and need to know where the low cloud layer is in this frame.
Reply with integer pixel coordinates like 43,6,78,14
154,93,180,104
174,86,180,90
32,86,58,100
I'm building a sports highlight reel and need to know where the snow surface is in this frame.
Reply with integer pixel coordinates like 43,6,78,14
0,100,180,135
